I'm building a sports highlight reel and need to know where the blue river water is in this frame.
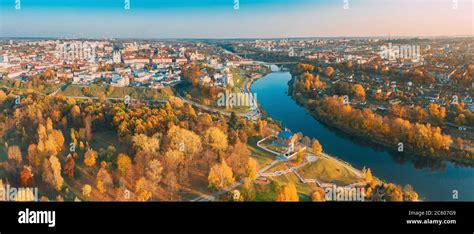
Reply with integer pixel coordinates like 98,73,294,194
251,70,473,201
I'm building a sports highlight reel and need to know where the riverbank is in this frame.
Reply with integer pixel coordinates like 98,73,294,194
251,70,474,200
288,76,474,167
250,71,422,201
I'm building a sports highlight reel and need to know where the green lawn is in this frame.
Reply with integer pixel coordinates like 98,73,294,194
254,180,279,201
266,162,288,173
90,130,129,154
231,68,246,93
297,157,363,186
247,137,275,167
261,173,316,201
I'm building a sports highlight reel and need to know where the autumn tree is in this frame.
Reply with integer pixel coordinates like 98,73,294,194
135,177,152,201
384,183,404,201
83,115,93,141
312,139,323,155
257,119,268,137
352,84,366,101
0,90,6,104
63,155,75,178
410,106,428,123
428,104,446,125
245,158,258,182
302,72,313,91
226,141,251,179
276,182,299,201
96,162,113,194
82,184,92,198
325,67,335,77
390,104,407,118
134,151,153,178
7,145,22,165
163,150,185,172
70,105,81,120
163,150,188,183
208,160,235,191
163,172,178,200
20,166,34,187
117,153,133,177
455,114,466,126
228,112,238,130
167,126,202,159
27,144,41,168
363,167,373,182
311,75,326,90
132,134,160,154
295,64,315,75
84,149,98,167
311,188,326,202
145,159,163,186
202,127,228,151
402,184,419,201
455,138,464,149
42,156,64,191
36,121,65,157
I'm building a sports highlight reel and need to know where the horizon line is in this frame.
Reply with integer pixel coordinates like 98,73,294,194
1,35,473,41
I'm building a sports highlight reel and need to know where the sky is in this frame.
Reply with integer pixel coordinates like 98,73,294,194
0,0,472,38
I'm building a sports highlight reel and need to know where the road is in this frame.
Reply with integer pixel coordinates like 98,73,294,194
48,83,69,96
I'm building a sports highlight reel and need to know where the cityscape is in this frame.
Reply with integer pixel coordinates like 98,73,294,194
0,0,472,204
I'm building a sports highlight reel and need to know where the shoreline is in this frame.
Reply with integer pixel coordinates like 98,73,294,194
286,75,474,167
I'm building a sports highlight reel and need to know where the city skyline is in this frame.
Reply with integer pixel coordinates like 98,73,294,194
0,0,473,38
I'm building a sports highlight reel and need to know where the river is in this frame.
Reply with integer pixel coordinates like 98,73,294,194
251,69,474,201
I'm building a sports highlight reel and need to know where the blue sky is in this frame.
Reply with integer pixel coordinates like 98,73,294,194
0,0,472,38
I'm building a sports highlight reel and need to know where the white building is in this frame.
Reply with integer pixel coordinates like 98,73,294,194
113,50,122,64
111,74,129,87
0,54,9,64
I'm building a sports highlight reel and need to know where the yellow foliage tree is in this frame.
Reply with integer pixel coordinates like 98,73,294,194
96,162,112,194
202,127,228,151
82,184,92,198
135,177,152,201
245,158,258,182
42,156,64,191
276,182,299,202
84,149,98,167
7,145,22,164
312,139,323,155
208,160,235,191
117,153,132,176
167,126,202,157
